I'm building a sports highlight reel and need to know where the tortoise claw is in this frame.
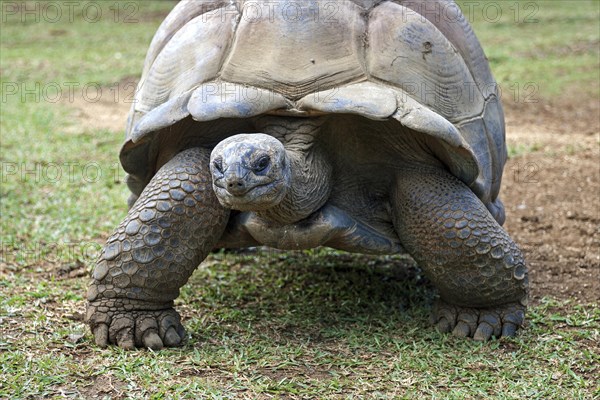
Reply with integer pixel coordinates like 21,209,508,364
501,322,518,337
436,317,452,333
432,300,526,340
164,327,182,347
473,322,494,341
142,331,164,350
452,321,472,338
93,325,109,348
87,302,186,350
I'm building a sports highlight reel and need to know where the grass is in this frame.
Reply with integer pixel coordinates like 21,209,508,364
507,142,543,158
1,0,599,398
1,251,599,398
464,0,600,99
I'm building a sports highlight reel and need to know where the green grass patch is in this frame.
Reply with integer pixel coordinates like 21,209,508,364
507,142,543,158
1,251,598,398
461,0,600,99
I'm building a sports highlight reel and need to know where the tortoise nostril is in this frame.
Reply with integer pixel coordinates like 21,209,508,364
225,177,247,195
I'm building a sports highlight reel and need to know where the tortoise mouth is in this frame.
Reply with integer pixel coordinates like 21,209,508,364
213,178,288,211
214,179,274,197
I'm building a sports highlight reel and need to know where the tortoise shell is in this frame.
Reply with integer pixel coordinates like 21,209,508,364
121,0,507,222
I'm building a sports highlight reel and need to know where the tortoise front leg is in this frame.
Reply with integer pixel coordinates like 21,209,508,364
391,166,528,340
86,148,229,349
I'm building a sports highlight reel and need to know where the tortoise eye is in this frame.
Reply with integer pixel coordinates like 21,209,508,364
254,156,270,173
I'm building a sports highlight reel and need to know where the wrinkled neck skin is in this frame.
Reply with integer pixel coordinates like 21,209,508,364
253,117,332,225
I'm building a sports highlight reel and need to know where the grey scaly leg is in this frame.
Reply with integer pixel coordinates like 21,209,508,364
86,148,229,349
392,166,528,340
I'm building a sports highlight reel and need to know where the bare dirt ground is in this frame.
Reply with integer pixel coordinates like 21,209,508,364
503,96,599,304
65,76,138,134
67,85,600,306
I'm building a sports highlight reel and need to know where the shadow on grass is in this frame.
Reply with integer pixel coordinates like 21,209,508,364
182,249,437,350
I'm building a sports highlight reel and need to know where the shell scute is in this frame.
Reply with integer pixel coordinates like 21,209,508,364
140,0,229,77
297,82,397,120
221,0,366,99
134,7,237,114
188,83,288,122
367,1,484,122
397,0,497,95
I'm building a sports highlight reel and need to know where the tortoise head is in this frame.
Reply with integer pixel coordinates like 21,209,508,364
210,134,291,211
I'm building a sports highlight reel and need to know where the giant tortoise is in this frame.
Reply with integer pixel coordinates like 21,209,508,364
86,0,528,349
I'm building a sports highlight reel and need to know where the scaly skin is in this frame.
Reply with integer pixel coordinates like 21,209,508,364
86,148,229,349
392,166,528,340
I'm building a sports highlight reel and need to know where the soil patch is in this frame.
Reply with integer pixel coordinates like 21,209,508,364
64,76,137,134
502,94,599,304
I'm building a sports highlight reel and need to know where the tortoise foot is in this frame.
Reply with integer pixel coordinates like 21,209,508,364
431,301,525,341
86,301,186,350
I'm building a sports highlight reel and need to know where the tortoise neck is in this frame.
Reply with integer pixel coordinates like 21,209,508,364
254,117,332,224
254,116,325,150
